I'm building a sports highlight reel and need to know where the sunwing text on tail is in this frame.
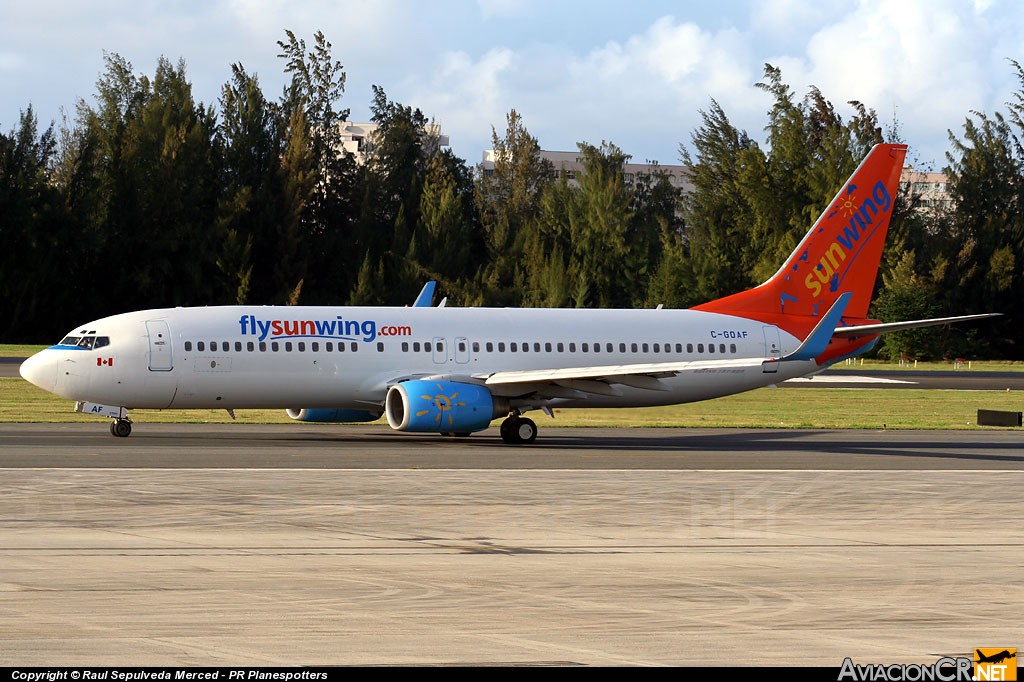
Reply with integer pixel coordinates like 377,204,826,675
20,144,998,443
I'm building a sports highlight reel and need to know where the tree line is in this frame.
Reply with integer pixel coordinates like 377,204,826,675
1,31,1021,358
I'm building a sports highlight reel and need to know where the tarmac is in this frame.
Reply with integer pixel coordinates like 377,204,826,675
1,424,1022,666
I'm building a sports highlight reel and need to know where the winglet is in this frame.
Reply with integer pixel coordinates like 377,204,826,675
781,292,852,362
412,281,436,308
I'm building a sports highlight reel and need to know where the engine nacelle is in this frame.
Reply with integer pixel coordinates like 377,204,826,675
385,380,506,433
286,408,381,423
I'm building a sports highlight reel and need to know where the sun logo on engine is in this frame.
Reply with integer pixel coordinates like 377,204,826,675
416,384,467,427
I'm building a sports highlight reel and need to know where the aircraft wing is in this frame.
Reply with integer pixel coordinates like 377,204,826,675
481,356,766,397
833,313,1001,337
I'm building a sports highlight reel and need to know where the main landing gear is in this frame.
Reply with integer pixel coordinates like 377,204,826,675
499,414,537,445
110,418,132,438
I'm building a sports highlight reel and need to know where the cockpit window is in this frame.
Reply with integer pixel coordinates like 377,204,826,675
57,335,110,350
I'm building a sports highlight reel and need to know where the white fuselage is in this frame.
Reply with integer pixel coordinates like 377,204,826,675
20,305,816,414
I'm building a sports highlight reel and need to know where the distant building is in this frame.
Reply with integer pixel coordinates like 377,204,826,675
900,166,953,213
480,149,693,193
338,122,450,163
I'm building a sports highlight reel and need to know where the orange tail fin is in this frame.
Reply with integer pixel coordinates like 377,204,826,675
694,143,908,334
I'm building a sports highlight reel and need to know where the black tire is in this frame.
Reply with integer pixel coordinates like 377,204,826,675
500,417,519,444
111,419,132,438
514,417,537,444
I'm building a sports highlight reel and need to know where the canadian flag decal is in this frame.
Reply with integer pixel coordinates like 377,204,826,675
97,357,114,367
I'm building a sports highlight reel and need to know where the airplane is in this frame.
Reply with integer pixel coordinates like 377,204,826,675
19,143,998,444
976,650,1016,665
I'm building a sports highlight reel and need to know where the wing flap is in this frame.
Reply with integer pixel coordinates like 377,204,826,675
483,356,764,390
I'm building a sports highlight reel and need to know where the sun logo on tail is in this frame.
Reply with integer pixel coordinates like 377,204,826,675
831,184,860,218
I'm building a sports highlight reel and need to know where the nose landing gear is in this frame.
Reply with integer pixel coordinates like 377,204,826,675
110,418,133,438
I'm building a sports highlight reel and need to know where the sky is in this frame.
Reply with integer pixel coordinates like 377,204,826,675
2,0,1023,171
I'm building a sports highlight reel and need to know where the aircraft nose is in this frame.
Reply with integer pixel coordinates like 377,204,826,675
19,351,58,393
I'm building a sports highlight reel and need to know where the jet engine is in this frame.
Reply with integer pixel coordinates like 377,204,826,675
286,408,382,423
385,380,507,434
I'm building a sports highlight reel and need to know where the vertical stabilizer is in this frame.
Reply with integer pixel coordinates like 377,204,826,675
694,143,908,330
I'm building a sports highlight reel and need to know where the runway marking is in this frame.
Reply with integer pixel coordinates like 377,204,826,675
784,375,916,384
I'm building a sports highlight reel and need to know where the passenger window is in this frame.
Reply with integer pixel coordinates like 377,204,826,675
606,343,613,353
569,343,576,352
297,342,305,352
425,342,432,352
534,342,541,352
235,341,242,352
402,342,409,352
653,343,660,353
720,344,726,353
326,342,333,352
247,342,254,352
377,342,384,352
498,342,506,352
350,343,358,352
642,343,649,353
185,341,193,352
521,342,529,353
708,344,715,354
210,341,217,351
687,343,693,353
545,342,552,352
437,342,444,353
311,342,319,352
259,342,267,352
473,342,480,353
619,343,626,353
486,342,494,352
697,344,704,353
413,342,421,352
285,342,293,352
676,343,683,353
581,343,588,352
631,343,638,353
730,343,737,353
272,342,279,352
557,342,564,352
198,341,205,352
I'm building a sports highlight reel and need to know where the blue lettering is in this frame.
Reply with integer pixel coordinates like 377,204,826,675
872,180,891,213
239,315,396,343
314,319,338,336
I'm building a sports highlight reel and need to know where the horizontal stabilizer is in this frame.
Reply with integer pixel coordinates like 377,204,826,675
833,313,1001,337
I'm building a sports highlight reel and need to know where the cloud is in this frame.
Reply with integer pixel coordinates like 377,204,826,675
762,0,1024,166
0,52,25,71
